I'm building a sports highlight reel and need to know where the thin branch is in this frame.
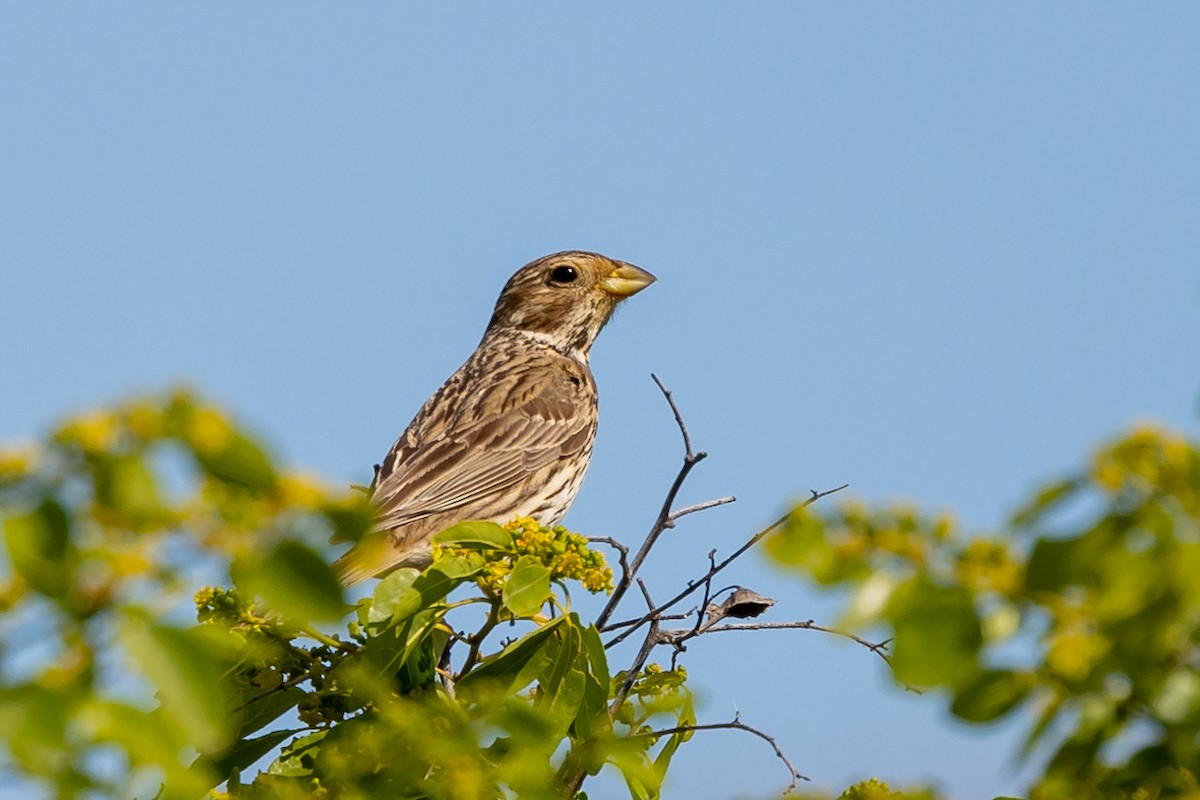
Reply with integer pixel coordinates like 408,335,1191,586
597,374,719,630
235,670,313,711
300,626,359,654
642,712,808,788
688,550,718,637
602,483,849,647
669,495,736,523
457,602,501,677
602,609,697,631
652,372,694,457
609,579,661,715
586,535,630,594
658,619,892,664
669,550,716,668
636,576,656,608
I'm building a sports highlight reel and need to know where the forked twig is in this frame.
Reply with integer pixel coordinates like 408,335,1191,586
602,483,849,647
571,377,852,799
642,712,808,789
670,496,736,522
587,535,630,594
597,374,727,629
658,619,892,664
609,578,661,714
603,609,697,630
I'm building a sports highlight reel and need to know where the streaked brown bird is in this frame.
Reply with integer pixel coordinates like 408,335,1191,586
333,251,655,586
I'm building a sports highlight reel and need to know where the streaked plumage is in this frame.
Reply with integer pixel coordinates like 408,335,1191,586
334,251,655,586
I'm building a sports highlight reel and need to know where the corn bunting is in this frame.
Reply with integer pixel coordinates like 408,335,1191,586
334,251,655,585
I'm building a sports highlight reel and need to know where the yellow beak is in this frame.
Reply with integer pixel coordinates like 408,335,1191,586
600,262,657,298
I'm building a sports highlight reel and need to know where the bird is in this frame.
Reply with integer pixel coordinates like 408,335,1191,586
333,251,656,586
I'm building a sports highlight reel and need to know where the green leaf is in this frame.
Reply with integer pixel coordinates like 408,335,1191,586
119,612,237,752
652,691,696,784
1010,476,1083,530
234,540,345,623
573,621,613,747
763,507,827,568
385,610,445,688
3,499,72,599
368,567,421,625
503,555,552,617
1025,535,1085,593
1044,728,1104,782
457,616,565,695
0,684,73,777
267,729,328,777
78,701,212,798
433,520,514,550
886,577,982,688
631,667,688,698
539,621,585,736
79,700,187,774
367,554,483,630
610,741,660,800
193,431,277,492
324,496,374,544
394,620,451,694
234,686,306,740
951,669,1032,723
434,551,488,580
92,453,167,526
191,728,298,788
357,606,451,690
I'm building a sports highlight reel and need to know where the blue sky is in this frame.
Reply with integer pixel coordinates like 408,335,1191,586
2,4,1198,798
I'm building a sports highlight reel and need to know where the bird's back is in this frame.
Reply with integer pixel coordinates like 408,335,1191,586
334,331,598,585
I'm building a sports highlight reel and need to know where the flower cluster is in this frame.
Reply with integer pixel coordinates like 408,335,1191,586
441,516,613,597
1090,423,1199,513
194,585,274,630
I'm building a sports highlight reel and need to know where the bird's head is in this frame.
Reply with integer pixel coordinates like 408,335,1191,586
487,251,656,359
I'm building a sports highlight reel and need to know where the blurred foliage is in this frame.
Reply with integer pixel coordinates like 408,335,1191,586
0,389,694,799
768,423,1200,800
5,389,1198,800
792,778,945,800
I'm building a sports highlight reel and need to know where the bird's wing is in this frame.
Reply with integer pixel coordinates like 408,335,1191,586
370,360,595,531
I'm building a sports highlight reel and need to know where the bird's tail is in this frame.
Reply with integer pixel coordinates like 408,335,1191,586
332,531,433,587
332,534,395,587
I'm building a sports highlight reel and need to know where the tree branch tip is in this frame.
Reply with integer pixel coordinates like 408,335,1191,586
641,714,808,788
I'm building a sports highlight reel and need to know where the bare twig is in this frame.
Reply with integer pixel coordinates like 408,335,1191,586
586,535,630,594
609,579,661,715
636,577,655,611
669,495,736,522
653,372,693,456
669,551,718,670
595,374,732,630
603,609,697,631
603,484,849,647
457,602,501,677
642,712,808,789
657,619,892,664
690,550,718,637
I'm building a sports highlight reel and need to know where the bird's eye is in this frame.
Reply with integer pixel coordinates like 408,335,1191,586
549,265,579,284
